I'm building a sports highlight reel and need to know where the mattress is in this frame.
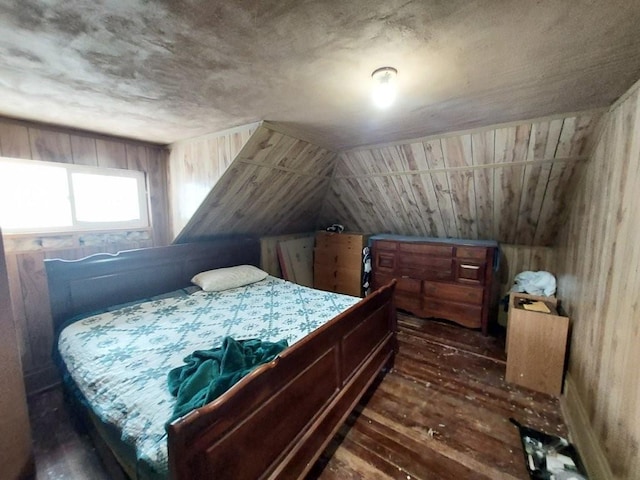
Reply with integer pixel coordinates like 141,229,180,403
57,276,360,478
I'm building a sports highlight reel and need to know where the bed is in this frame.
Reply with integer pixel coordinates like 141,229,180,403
45,237,397,479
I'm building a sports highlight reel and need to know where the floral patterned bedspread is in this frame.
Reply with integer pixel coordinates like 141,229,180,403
57,276,359,477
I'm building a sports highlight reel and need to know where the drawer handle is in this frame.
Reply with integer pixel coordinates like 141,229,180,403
461,264,480,270
401,275,410,279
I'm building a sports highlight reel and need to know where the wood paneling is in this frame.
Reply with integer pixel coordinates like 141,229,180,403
174,124,338,242
555,81,640,479
167,123,258,237
0,117,170,394
320,112,603,245
28,128,73,163
0,229,33,479
0,117,170,246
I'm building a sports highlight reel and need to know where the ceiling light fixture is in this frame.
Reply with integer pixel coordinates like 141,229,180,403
371,66,398,109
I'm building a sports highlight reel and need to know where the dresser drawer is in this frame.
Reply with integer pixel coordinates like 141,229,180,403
371,273,421,295
395,292,422,314
374,251,396,272
397,276,421,294
372,272,394,291
454,260,486,284
315,232,365,248
423,281,483,305
398,254,453,280
315,244,362,266
373,240,398,252
399,242,453,257
314,265,362,297
423,298,482,329
455,246,488,260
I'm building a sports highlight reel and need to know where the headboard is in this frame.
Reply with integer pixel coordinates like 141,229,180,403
44,237,260,333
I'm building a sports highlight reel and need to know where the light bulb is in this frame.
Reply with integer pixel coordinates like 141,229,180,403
371,67,398,109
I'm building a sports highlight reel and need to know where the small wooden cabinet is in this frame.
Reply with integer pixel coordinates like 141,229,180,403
371,235,498,334
313,231,367,297
505,293,569,396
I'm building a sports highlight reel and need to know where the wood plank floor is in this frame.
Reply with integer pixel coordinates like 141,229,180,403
29,313,566,479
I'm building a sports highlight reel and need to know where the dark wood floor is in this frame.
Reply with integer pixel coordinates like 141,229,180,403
29,314,566,479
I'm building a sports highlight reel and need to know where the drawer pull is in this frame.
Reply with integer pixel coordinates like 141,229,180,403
461,264,480,270
401,275,409,279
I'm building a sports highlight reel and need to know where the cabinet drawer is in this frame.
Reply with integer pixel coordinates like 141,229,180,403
398,255,453,280
314,265,362,297
423,298,482,329
315,245,362,266
455,246,488,260
395,293,422,314
315,232,365,248
399,242,453,257
455,261,486,284
373,240,397,251
397,276,421,294
372,272,394,290
374,252,396,271
423,281,483,305
371,273,421,294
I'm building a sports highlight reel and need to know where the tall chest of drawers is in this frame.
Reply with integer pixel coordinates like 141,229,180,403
313,231,367,297
370,235,498,334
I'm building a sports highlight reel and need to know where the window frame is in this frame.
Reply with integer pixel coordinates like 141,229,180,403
0,157,150,235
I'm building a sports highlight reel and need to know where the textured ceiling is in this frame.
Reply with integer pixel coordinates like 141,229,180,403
0,0,639,149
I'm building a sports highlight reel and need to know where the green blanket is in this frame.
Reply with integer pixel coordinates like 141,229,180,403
167,337,288,422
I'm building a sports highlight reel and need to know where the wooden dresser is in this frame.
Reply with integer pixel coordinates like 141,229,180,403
314,231,367,297
370,235,498,334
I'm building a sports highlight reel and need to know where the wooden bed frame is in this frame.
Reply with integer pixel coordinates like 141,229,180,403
45,237,397,480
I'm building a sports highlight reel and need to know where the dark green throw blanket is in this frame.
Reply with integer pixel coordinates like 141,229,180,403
167,337,288,422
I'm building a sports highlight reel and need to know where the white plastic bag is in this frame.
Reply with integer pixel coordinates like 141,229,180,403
510,271,556,297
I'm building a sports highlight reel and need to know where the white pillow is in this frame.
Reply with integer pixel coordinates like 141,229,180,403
191,265,268,292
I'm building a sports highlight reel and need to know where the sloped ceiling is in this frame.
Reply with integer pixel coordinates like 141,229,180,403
171,110,604,246
319,112,605,246
0,1,639,149
168,123,258,237
175,123,337,242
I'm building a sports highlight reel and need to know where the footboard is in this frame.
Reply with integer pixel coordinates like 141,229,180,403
167,280,397,480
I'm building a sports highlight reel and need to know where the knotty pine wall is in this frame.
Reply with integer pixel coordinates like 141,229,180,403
174,123,338,242
168,123,258,237
167,117,598,292
555,81,640,479
319,112,604,246
0,117,171,394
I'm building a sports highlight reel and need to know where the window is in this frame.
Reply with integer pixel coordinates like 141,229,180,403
0,157,149,234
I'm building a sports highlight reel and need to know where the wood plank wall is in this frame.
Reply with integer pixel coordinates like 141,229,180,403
174,123,338,242
167,123,258,238
319,112,604,246
0,117,171,394
555,81,640,479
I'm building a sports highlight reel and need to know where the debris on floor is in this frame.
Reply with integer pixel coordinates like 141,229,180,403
510,418,588,480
